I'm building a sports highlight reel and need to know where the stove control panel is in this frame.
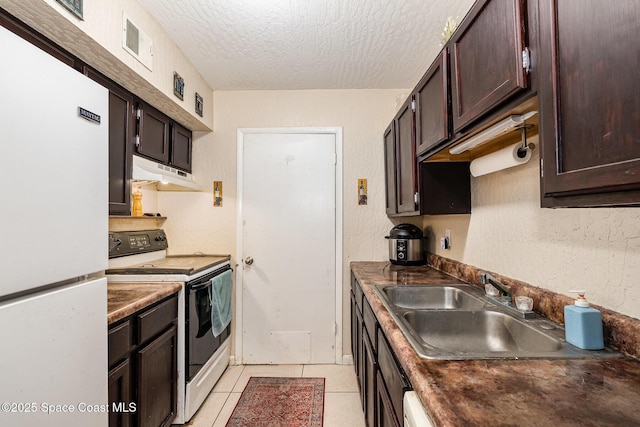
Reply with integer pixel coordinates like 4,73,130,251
108,229,168,258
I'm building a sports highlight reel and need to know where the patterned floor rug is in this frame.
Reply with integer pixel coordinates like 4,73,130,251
226,377,325,427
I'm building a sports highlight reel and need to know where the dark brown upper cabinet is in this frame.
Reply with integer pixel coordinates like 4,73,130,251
414,49,451,157
395,99,418,214
137,102,193,173
384,122,398,216
384,97,471,217
539,0,640,207
170,122,193,173
106,89,136,215
84,68,135,216
450,0,530,134
137,102,171,165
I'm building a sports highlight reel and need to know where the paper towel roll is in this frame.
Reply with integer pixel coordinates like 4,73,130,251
470,143,532,177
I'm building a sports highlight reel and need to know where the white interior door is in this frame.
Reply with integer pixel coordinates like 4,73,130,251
241,132,337,364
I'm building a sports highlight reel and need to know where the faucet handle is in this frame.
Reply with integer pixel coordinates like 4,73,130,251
485,283,500,297
480,272,512,298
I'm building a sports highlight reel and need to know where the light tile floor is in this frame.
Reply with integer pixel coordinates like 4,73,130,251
187,364,366,427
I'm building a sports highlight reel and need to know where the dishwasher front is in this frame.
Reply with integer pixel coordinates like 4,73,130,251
403,391,434,427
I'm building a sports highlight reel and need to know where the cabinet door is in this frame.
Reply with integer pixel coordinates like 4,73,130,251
107,89,134,215
415,50,450,157
350,291,359,377
539,0,640,207
451,0,528,132
138,103,170,164
108,359,132,427
384,123,397,215
395,99,417,214
170,122,192,172
84,69,135,215
377,330,410,425
355,306,365,409
363,330,377,427
376,373,401,427
137,325,177,427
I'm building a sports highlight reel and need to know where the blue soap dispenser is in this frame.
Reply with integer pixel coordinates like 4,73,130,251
564,290,604,350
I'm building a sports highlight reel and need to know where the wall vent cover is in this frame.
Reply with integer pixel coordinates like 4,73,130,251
122,13,153,70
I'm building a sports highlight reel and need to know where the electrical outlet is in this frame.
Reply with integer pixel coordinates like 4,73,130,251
440,229,451,250
440,237,448,250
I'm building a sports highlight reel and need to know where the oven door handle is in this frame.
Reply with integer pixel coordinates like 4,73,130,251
188,266,233,291
190,280,213,291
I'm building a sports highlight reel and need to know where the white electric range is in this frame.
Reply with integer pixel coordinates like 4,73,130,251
107,229,232,424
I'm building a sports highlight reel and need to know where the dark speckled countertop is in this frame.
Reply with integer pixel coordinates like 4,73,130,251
107,282,182,325
351,261,640,427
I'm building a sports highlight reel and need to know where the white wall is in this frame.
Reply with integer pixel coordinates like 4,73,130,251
158,89,407,351
425,135,640,320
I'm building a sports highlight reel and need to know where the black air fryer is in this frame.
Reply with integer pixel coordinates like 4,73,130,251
385,224,426,265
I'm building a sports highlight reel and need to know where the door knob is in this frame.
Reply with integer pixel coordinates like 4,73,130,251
244,256,254,265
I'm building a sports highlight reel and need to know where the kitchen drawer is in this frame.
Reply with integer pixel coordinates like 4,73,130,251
377,329,411,425
108,319,131,367
363,297,377,352
137,295,178,345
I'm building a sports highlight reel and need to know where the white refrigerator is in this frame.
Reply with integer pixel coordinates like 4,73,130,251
0,25,109,426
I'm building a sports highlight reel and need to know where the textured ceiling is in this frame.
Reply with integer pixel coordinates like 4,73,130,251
137,0,475,90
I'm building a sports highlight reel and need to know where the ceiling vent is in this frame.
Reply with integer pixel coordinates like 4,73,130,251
122,13,153,70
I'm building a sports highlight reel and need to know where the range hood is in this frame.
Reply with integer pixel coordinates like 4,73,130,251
132,155,201,191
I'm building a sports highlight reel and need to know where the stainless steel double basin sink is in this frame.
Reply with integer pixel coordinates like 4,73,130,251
373,284,617,360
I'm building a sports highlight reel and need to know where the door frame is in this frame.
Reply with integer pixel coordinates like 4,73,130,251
234,127,344,365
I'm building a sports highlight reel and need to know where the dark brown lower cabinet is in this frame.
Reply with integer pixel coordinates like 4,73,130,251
377,329,411,426
137,325,178,427
363,330,377,427
350,291,361,386
108,294,178,427
108,359,131,427
377,373,401,427
362,297,378,427
351,271,411,427
355,303,365,409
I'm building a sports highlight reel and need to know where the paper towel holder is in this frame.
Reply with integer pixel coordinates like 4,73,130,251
516,124,535,158
449,111,538,155
469,124,536,177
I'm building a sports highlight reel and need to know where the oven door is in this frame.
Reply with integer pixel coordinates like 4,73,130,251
186,266,232,382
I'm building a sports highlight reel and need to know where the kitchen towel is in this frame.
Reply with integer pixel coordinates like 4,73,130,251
470,143,532,177
210,269,233,337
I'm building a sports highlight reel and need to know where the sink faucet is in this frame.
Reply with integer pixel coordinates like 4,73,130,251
480,272,512,303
